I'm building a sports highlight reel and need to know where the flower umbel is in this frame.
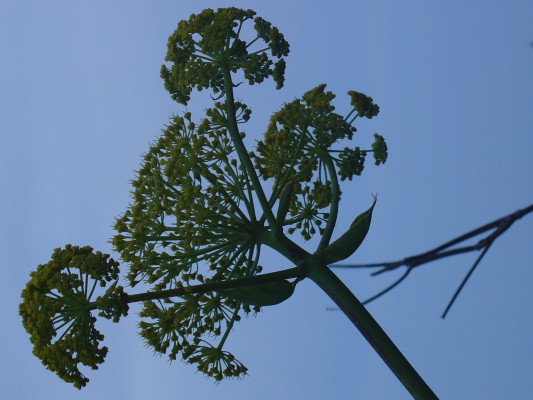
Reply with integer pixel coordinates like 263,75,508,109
113,110,265,380
160,7,289,105
19,245,128,388
254,84,387,239
113,112,263,290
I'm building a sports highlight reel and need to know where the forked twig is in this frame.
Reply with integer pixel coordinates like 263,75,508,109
330,204,533,317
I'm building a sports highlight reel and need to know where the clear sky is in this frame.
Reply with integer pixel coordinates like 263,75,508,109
2,1,532,399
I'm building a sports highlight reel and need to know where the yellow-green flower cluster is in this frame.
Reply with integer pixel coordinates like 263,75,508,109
139,294,248,380
371,133,388,166
113,110,264,379
337,147,366,180
161,7,289,105
253,85,347,239
19,245,127,389
335,133,388,181
113,112,261,289
347,90,380,119
253,84,387,238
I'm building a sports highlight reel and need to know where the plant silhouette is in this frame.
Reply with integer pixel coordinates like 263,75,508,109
20,8,439,399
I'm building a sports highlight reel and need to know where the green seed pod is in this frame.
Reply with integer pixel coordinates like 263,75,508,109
220,279,295,307
320,197,376,264
276,182,293,224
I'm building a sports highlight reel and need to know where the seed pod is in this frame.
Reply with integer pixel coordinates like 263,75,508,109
320,197,376,264
276,181,293,224
220,279,295,307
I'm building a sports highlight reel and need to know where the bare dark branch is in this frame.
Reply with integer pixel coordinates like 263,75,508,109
331,204,533,315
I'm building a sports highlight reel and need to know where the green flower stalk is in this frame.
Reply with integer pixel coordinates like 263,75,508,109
20,7,437,399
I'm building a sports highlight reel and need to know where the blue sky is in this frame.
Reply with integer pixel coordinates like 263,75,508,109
2,1,532,399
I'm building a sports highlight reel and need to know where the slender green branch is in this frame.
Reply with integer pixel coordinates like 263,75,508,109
344,108,356,123
248,47,270,56
217,308,240,350
210,243,251,282
265,128,309,227
220,157,256,219
196,162,253,222
317,149,341,250
245,35,260,49
347,113,358,126
93,266,304,310
221,67,278,229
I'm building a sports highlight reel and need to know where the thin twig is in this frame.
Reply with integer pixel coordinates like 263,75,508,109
362,268,413,305
440,244,492,319
330,204,533,314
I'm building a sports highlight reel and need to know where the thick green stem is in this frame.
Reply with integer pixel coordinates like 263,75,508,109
307,261,438,399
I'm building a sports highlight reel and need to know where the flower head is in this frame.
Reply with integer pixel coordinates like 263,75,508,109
160,7,289,104
252,84,388,239
337,147,367,181
19,245,128,388
371,133,388,165
113,111,263,380
348,90,380,119
254,84,356,239
139,295,248,381
255,84,356,179
113,112,261,289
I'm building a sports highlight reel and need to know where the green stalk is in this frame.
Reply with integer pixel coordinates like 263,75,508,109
307,260,438,399
317,149,341,250
197,63,436,399
89,267,304,310
221,67,278,229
